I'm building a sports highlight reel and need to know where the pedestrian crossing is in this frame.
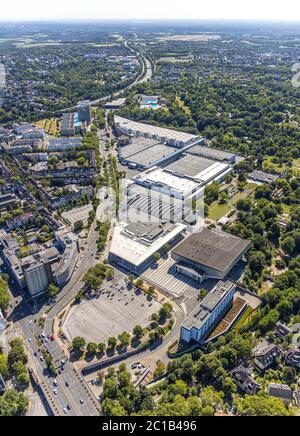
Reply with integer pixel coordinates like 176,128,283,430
142,256,199,298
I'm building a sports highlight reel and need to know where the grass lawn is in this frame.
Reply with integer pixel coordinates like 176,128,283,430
263,156,300,177
208,202,232,221
231,191,248,205
233,306,256,331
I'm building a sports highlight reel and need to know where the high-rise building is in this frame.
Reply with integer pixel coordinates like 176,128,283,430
77,100,91,125
23,261,49,298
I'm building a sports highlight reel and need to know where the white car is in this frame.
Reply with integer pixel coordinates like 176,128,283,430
53,379,58,386
53,389,58,395
63,408,68,414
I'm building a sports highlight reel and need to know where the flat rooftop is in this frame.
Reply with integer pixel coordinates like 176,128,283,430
126,183,187,223
172,228,250,273
115,116,199,144
164,154,230,182
248,170,279,183
127,143,178,167
119,137,159,159
110,221,185,267
182,281,235,330
105,98,126,107
133,168,201,197
186,144,236,162
165,154,214,178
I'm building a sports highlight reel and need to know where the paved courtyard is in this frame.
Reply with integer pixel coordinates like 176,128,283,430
62,204,93,227
142,256,200,298
63,285,162,344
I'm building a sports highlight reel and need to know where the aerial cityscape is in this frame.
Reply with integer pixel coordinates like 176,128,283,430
0,0,300,421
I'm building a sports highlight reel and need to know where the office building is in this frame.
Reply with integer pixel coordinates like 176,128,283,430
180,281,236,344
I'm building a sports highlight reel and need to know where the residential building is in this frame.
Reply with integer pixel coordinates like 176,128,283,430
232,365,261,395
53,229,79,287
6,212,35,231
253,340,281,371
23,260,49,298
48,137,82,152
268,383,293,405
0,193,17,210
285,348,300,369
275,321,293,339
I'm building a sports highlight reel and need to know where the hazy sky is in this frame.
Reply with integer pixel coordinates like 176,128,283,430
1,0,300,21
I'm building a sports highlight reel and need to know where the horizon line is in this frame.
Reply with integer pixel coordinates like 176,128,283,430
1,18,300,24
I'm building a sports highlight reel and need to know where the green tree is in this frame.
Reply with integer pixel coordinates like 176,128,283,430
133,325,143,339
72,337,86,353
108,337,117,349
0,354,9,379
118,332,131,348
86,342,98,356
234,395,294,416
0,389,29,416
152,252,161,262
98,343,106,354
47,284,59,299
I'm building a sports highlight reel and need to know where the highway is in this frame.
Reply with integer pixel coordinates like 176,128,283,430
59,38,154,113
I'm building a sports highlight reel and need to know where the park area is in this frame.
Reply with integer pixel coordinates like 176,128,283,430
208,184,256,221
63,286,162,344
263,156,300,177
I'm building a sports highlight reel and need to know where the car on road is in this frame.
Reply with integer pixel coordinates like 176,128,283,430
53,389,58,395
40,356,44,362
63,408,68,414
80,399,84,404
53,379,58,386
65,381,69,387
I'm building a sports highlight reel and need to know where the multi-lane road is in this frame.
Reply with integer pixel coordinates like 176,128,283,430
9,40,155,416
13,221,101,416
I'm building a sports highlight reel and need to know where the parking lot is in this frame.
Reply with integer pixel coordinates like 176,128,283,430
63,284,162,344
